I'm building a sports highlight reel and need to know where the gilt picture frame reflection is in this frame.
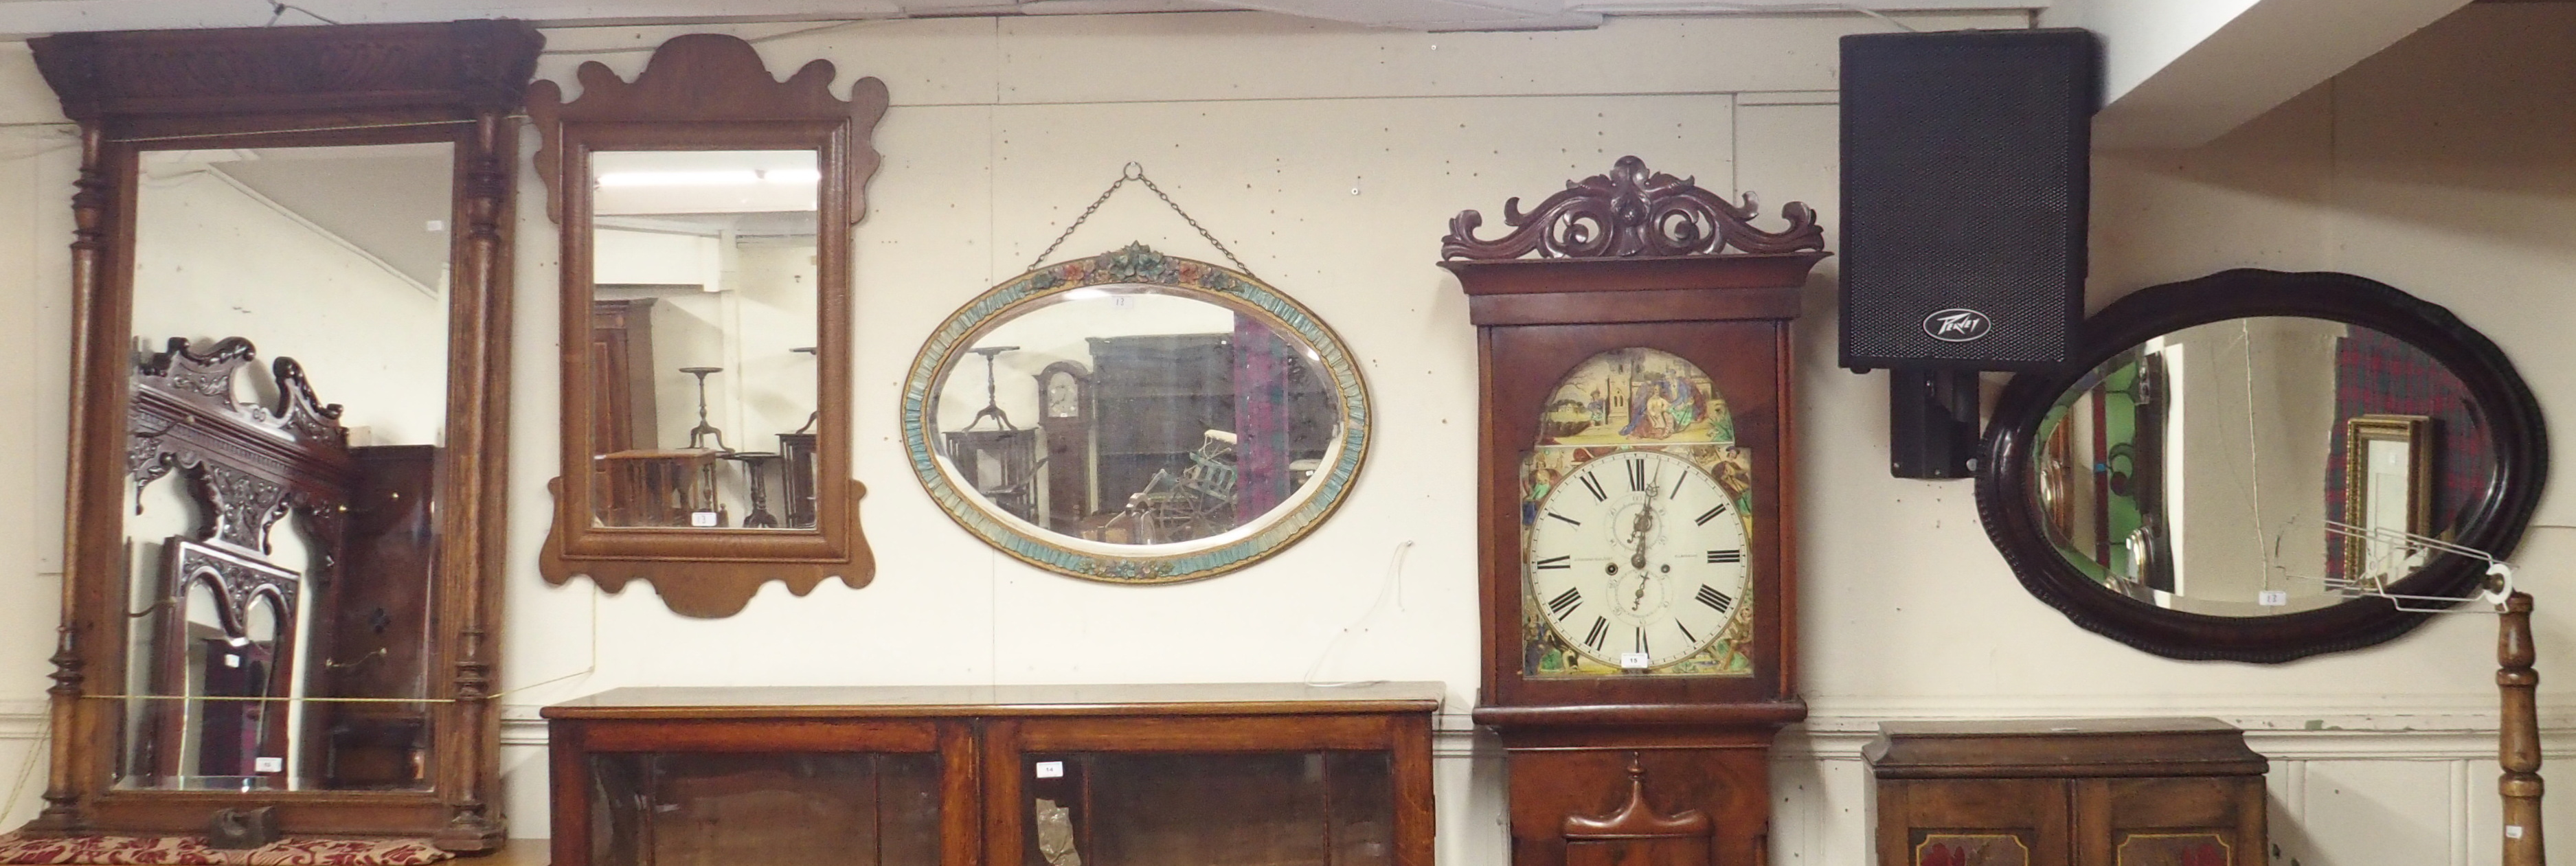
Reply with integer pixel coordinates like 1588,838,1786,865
902,244,1371,584
2341,413,2437,588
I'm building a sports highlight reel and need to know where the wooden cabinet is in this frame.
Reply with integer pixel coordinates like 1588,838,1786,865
544,683,1440,866
1864,718,2267,866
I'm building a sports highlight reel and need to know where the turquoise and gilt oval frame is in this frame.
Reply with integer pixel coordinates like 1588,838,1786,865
901,244,1372,584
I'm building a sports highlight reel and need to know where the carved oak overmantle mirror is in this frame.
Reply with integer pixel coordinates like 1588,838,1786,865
25,21,540,848
530,34,884,618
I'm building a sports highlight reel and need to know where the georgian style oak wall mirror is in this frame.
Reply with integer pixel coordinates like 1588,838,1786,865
23,21,541,848
530,34,885,618
1976,269,2549,662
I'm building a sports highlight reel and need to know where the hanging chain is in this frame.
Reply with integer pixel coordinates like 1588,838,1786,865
1026,161,1258,278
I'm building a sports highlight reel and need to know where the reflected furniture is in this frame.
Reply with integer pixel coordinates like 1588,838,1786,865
532,33,885,617
1035,362,1093,534
1975,269,2549,662
125,339,352,788
24,20,537,847
542,683,1439,866
1443,157,1828,866
1866,719,2266,866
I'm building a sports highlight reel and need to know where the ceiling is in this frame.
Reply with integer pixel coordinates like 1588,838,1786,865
0,0,2041,37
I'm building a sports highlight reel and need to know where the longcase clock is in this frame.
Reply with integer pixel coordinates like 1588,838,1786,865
1442,157,1828,866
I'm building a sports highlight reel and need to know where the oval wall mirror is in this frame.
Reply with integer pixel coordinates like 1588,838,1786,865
1977,269,2549,662
903,244,1370,583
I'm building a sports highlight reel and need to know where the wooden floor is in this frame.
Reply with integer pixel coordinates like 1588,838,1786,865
477,839,549,865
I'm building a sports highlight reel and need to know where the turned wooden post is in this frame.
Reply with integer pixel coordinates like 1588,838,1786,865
2500,591,2545,866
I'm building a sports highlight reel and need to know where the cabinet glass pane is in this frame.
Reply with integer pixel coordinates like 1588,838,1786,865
1022,752,1392,866
589,753,941,866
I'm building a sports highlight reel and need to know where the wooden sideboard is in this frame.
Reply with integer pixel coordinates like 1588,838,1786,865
1865,718,2267,866
543,683,1441,866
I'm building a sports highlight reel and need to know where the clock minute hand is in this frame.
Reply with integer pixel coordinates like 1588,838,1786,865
1628,492,1658,571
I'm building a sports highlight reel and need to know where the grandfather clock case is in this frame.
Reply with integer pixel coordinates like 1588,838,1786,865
1445,157,1829,866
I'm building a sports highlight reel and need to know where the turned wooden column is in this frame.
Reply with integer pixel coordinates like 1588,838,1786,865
2500,591,2545,866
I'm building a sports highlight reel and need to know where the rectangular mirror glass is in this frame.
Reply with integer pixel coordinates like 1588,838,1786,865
119,142,453,792
586,149,820,531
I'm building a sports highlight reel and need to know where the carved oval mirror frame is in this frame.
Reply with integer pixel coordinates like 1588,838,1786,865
530,34,884,618
902,244,1373,584
24,21,541,848
1976,269,2551,663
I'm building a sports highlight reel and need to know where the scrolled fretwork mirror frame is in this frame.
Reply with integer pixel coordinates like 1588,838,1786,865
528,34,884,618
24,20,541,849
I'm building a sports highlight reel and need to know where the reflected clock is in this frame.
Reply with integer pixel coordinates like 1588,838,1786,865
1440,157,1827,866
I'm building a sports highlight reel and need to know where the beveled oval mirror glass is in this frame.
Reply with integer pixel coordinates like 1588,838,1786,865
929,286,1343,545
2026,315,2495,618
120,142,451,792
584,149,820,532
905,247,1370,584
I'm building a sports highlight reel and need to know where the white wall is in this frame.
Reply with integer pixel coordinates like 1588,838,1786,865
130,164,451,446
4,7,2576,866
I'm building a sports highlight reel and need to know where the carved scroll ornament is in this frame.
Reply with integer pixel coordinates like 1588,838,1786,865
1442,155,1824,261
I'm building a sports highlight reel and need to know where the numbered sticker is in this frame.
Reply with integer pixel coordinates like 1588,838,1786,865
1619,652,1652,670
2257,590,2289,607
253,757,283,773
1035,760,1064,779
691,511,719,527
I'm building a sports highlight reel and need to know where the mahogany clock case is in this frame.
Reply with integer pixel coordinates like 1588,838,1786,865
24,21,539,847
1442,158,1828,866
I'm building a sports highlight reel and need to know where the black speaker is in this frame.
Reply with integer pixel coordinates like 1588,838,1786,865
1839,28,2099,373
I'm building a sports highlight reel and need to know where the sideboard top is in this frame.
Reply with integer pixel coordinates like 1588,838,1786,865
541,681,1449,720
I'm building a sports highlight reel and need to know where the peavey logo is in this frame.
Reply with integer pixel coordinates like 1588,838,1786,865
1922,308,1993,343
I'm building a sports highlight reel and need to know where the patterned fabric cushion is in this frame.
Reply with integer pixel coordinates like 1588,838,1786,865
0,834,453,865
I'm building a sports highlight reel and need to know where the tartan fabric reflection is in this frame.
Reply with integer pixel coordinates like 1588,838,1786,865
2322,326,2490,578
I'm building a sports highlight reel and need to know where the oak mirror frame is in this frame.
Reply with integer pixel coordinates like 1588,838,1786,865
23,21,542,849
530,34,885,619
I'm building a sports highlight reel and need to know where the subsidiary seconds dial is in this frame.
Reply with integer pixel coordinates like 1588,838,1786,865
1528,449,1750,670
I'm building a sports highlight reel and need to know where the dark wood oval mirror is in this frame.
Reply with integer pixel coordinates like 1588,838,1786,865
23,21,541,848
529,34,885,618
1976,269,2549,662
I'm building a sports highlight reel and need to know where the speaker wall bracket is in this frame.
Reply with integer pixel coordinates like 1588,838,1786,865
1888,367,1980,479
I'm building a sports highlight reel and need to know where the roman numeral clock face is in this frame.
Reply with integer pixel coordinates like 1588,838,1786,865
1527,449,1751,672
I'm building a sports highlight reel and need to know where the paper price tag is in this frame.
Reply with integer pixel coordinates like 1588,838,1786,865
254,757,283,773
2258,590,2289,606
691,511,719,527
1035,761,1064,779
1620,652,1652,670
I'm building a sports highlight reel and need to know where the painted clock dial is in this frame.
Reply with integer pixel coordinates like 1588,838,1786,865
1518,347,1757,679
1527,449,1749,670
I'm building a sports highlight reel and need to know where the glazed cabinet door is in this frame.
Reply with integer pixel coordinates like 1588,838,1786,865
1875,778,2072,866
986,714,1435,866
550,718,978,866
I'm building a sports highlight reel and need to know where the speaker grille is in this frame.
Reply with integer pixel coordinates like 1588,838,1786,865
1839,29,2097,372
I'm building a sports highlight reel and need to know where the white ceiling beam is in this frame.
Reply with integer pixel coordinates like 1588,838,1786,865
2046,0,2473,148
0,0,910,38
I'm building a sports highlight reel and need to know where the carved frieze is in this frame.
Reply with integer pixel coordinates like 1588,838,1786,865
1442,155,1825,261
